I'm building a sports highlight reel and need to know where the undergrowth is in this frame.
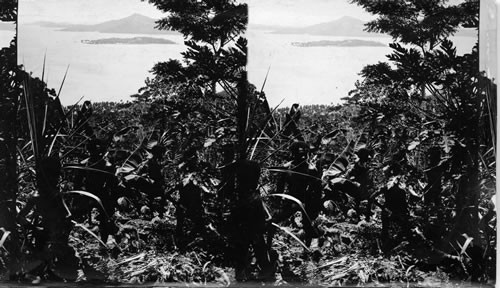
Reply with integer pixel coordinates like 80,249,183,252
69,208,454,286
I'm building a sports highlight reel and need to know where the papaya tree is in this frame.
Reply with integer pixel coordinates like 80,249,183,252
348,0,495,280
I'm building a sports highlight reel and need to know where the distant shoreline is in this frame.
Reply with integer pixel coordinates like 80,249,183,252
81,37,176,45
292,39,386,47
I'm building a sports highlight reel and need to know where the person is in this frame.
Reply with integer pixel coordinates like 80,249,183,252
138,145,167,217
18,156,79,282
76,138,118,242
173,148,207,245
325,147,373,220
230,160,275,281
272,141,323,247
283,104,304,141
368,163,410,252
75,101,94,136
425,146,443,207
175,181,204,242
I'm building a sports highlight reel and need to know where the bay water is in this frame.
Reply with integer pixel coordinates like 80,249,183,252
15,25,476,107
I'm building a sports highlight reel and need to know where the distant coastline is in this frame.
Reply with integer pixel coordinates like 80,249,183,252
292,39,386,47
81,37,175,45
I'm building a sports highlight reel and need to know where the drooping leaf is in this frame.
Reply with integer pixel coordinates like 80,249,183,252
266,193,312,225
63,190,108,218
271,222,310,252
72,220,107,248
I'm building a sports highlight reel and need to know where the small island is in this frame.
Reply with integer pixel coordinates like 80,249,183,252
81,37,176,45
291,39,386,47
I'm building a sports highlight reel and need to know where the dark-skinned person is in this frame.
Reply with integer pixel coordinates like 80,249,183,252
18,156,79,282
175,181,204,245
174,148,206,244
368,162,410,252
229,160,275,282
425,146,443,208
282,104,304,141
75,100,94,136
77,138,118,242
325,146,373,221
272,141,323,248
137,145,167,218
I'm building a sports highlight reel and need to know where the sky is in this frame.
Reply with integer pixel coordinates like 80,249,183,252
14,0,482,106
19,0,372,26
19,0,164,24
247,0,373,27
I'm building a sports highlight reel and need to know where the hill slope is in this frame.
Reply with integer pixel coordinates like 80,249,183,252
61,13,179,35
271,16,476,38
272,16,382,37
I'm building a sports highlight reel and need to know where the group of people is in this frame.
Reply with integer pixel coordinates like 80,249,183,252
20,101,421,283
228,139,415,281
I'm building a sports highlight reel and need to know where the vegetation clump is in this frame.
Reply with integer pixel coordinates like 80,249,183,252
0,0,495,286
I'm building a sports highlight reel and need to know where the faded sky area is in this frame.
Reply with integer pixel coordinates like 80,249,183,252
247,0,373,27
19,0,373,27
19,0,164,24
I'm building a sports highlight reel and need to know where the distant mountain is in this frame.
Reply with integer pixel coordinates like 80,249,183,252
81,37,176,45
271,16,476,38
61,13,179,35
0,21,15,31
292,39,386,47
272,16,382,37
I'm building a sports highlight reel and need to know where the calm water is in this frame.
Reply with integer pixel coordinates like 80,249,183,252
248,31,476,107
15,25,477,106
18,25,186,105
247,31,392,107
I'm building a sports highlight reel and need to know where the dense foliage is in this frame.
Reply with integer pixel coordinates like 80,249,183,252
0,0,495,285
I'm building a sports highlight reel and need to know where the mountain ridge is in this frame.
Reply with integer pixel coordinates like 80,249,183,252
32,14,180,35
270,16,476,38
271,16,383,37
26,14,477,38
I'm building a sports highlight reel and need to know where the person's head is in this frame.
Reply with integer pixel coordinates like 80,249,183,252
384,161,402,177
87,138,106,158
355,147,372,163
151,145,166,159
290,141,309,162
235,160,261,192
81,101,92,113
39,155,62,187
428,146,441,166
